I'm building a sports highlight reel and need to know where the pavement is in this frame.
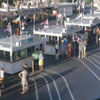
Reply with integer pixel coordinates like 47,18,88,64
0,37,100,100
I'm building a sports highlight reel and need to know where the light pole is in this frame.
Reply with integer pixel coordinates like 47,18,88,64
7,0,9,12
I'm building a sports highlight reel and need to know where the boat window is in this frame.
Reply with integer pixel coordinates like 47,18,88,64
12,46,35,62
4,51,10,61
0,50,4,60
20,49,27,58
47,36,57,45
14,51,21,61
27,47,32,56
31,46,35,53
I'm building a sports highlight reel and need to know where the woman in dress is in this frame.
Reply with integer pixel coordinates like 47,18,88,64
67,42,72,58
38,51,44,71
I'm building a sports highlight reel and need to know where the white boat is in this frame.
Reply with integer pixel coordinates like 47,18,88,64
34,25,82,55
0,34,47,74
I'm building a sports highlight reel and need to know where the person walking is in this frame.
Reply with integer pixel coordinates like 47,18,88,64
18,67,28,94
38,51,44,71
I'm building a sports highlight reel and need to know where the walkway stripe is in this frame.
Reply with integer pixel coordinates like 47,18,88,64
89,56,100,65
46,69,75,100
87,48,100,55
77,59,100,81
31,79,39,100
39,75,53,100
86,58,100,70
93,54,100,59
41,73,62,100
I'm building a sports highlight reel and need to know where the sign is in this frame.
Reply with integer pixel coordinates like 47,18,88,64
28,37,33,43
21,39,28,45
34,36,39,40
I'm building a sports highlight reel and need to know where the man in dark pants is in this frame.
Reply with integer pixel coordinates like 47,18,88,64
32,48,39,70
72,40,79,57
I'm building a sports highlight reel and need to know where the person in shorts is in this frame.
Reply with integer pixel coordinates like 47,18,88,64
18,67,28,94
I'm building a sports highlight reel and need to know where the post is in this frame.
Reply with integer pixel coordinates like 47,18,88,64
32,60,34,72
7,0,9,12
33,13,35,34
72,0,74,3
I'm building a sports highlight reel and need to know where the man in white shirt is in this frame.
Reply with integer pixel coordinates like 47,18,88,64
78,40,85,59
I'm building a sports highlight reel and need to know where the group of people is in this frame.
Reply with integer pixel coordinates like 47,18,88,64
55,35,87,60
77,36,87,59
18,50,44,95
32,50,44,71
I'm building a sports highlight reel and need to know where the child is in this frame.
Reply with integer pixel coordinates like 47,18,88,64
0,68,4,88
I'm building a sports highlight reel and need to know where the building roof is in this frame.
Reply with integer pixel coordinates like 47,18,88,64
0,35,47,52
65,16,100,27
0,2,76,15
34,25,82,37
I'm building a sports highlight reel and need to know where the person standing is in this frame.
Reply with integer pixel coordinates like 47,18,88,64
72,40,79,57
24,63,27,68
18,67,28,94
61,39,65,55
78,40,85,59
0,68,4,88
16,28,20,35
0,78,1,97
32,48,39,70
64,38,68,56
38,51,44,71
83,40,87,58
67,42,72,58
74,40,79,57
55,43,59,60
0,68,2,97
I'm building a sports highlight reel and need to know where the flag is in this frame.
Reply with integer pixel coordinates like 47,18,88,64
33,14,35,20
13,16,20,24
52,10,58,16
40,19,48,25
90,0,94,5
57,13,63,25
